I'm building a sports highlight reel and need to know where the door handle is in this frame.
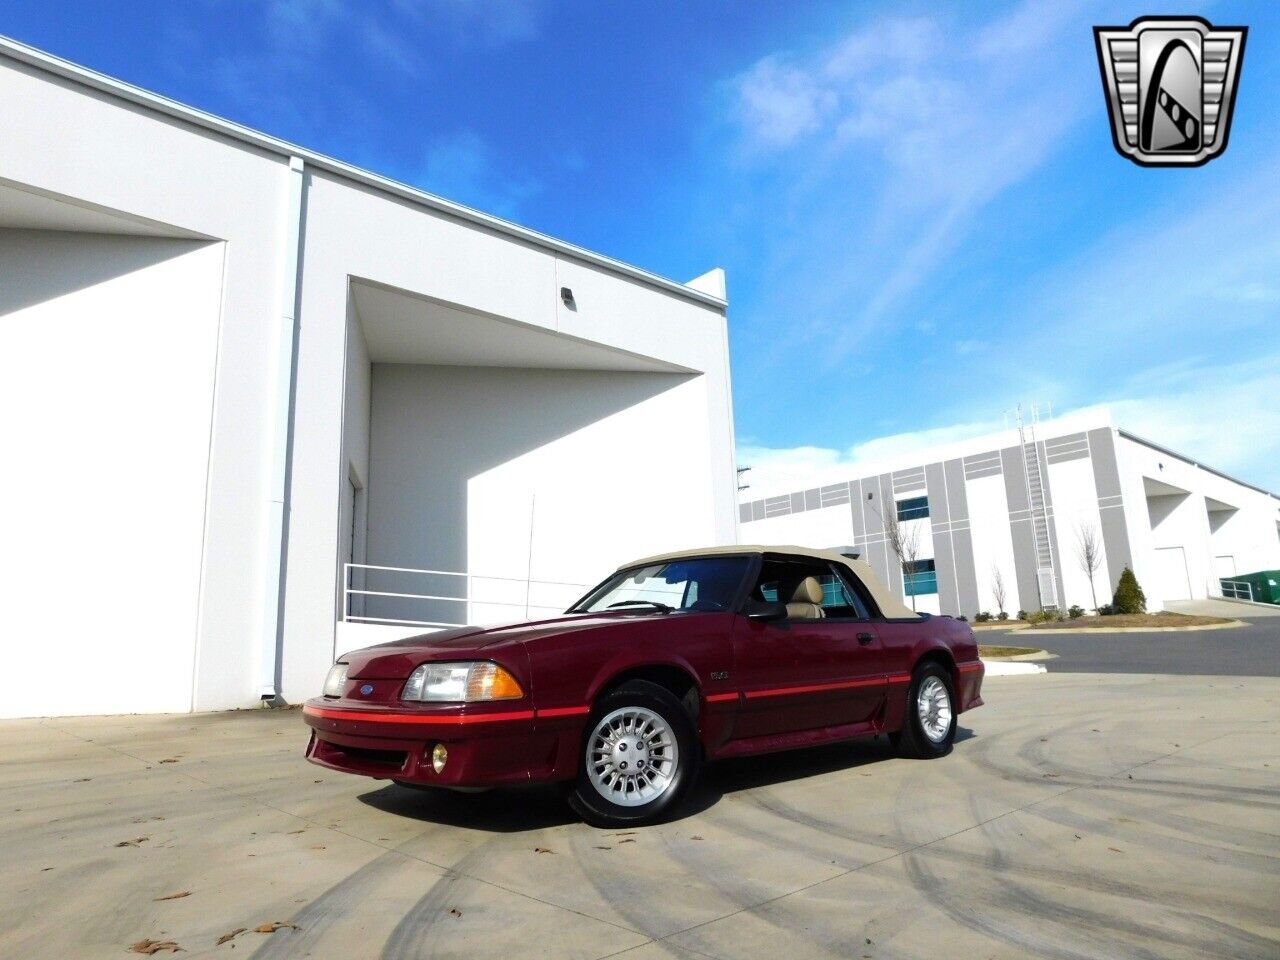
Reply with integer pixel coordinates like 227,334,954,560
857,632,874,644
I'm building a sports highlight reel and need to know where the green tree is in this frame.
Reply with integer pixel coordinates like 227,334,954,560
1111,566,1147,615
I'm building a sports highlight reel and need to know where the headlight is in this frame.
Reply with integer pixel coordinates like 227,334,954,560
322,662,349,698
402,661,524,702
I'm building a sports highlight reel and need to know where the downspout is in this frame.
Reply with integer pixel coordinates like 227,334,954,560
260,156,306,701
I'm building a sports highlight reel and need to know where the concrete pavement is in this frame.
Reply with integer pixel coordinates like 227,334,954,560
1168,598,1280,618
996,617,1280,676
1,674,1277,959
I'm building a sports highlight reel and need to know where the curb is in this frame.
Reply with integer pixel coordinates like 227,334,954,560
981,660,1047,676
1025,619,1246,634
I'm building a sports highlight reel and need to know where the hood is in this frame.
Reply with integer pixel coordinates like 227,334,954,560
340,611,668,678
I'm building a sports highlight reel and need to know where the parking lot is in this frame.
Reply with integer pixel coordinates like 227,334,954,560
2,666,1277,960
990,615,1280,676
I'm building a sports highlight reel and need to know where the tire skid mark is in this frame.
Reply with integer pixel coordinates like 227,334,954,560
379,840,498,960
562,803,769,939
975,727,1280,870
651,793,918,955
1003,791,1280,877
972,792,1279,960
891,759,1117,960
967,726,1280,818
252,851,408,959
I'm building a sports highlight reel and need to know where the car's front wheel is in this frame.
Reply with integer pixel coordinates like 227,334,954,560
568,680,698,827
894,662,957,759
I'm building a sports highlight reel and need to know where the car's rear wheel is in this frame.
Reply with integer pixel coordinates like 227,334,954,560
895,662,956,759
568,680,698,828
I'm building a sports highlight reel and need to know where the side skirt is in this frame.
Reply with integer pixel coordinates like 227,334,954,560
709,719,883,760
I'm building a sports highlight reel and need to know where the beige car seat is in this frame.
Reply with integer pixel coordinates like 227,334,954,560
785,577,826,619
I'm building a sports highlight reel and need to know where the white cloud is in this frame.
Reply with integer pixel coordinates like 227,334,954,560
721,0,1094,354
740,353,1280,500
733,56,836,149
738,416,1005,498
418,131,542,220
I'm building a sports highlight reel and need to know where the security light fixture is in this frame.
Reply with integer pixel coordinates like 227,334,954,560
560,286,575,307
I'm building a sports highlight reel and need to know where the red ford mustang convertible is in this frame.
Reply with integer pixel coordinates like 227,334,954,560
304,546,984,826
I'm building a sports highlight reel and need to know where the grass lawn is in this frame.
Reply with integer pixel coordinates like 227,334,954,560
977,644,1044,659
1026,612,1234,630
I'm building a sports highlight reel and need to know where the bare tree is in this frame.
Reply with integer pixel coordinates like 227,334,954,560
879,503,923,611
991,564,1007,617
1075,521,1103,611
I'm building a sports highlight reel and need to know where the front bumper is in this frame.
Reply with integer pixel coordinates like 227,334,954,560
302,699,585,787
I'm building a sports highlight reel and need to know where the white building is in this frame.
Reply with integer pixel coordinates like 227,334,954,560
739,410,1280,617
0,37,739,719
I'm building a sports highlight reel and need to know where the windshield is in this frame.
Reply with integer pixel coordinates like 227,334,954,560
571,556,752,614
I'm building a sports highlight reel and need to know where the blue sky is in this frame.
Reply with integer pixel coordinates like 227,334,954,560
6,0,1278,492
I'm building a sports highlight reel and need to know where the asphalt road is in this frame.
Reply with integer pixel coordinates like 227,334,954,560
2,674,1277,959
986,616,1280,676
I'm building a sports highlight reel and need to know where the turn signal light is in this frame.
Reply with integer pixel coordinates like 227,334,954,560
465,663,524,701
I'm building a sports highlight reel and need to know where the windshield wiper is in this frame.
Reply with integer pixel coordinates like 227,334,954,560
605,600,674,613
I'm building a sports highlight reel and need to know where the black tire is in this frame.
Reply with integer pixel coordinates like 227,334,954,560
895,662,957,759
568,680,699,828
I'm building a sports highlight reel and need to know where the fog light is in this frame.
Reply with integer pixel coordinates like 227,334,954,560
431,743,448,774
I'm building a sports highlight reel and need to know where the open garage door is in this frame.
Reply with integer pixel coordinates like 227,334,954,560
1152,546,1193,602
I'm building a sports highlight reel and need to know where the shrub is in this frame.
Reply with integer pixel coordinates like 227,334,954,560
997,611,1009,621
1112,567,1147,615
957,614,969,622
1016,610,1028,621
975,611,992,622
1023,609,1065,624
1068,605,1085,619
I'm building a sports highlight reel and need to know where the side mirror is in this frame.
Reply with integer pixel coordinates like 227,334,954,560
745,599,787,621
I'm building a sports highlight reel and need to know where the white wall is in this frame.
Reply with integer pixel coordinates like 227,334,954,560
966,473,1021,616
2,49,739,714
278,168,736,703
357,364,718,628
1,57,293,713
1046,456,1109,611
738,503,855,548
0,230,223,716
1118,436,1280,609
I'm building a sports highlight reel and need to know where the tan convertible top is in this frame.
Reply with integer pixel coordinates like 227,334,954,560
620,544,921,620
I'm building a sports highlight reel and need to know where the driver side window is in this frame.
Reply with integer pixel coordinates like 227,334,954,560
753,560,870,620
817,568,870,619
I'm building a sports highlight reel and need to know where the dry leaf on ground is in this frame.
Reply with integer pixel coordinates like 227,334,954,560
129,939,182,954
533,847,555,854
115,837,149,848
215,928,246,945
253,922,299,934
154,891,190,901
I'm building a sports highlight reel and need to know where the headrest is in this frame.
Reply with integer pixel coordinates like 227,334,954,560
790,577,824,605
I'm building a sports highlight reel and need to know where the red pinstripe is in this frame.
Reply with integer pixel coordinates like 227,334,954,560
303,705,534,725
743,676,884,700
536,706,590,718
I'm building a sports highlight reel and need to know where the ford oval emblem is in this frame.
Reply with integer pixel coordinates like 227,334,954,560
359,684,374,696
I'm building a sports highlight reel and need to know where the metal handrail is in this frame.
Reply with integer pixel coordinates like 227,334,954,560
342,562,592,629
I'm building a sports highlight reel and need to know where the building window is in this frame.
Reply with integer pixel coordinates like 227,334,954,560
903,559,938,596
896,496,929,521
